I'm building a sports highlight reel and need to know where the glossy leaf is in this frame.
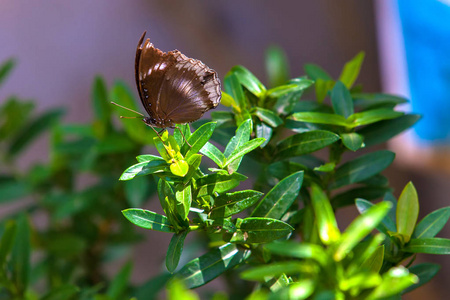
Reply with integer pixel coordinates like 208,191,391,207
289,112,349,127
396,182,419,243
119,160,166,180
358,114,421,147
175,184,192,220
273,78,311,115
122,209,175,232
265,45,290,87
348,109,404,128
256,121,272,147
275,130,340,160
353,93,408,110
229,65,266,97
367,267,417,299
403,263,441,294
413,207,450,239
200,142,226,168
253,107,283,127
330,150,395,189
338,52,365,88
266,80,313,99
210,190,263,218
174,124,192,147
107,261,132,300
355,199,396,235
196,173,247,197
176,243,250,288
224,138,266,171
265,241,328,266
224,119,251,157
340,132,364,152
334,201,391,261
404,238,450,254
251,171,303,219
220,91,238,108
136,154,165,163
310,184,340,245
331,81,354,118
223,217,294,243
170,160,189,177
184,122,217,159
166,231,188,273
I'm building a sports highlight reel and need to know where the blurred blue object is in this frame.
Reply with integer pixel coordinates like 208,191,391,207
398,0,450,143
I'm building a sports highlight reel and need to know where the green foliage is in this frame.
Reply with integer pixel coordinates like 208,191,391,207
1,44,449,300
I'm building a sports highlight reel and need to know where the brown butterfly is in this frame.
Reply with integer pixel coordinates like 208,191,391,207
113,31,221,137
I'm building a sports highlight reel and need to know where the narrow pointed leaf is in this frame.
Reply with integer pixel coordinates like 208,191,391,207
166,231,188,273
265,241,328,266
266,45,290,87
119,160,166,180
224,119,252,157
396,182,419,243
403,263,441,294
355,199,396,235
304,64,332,81
340,132,364,152
175,184,192,220
251,171,303,219
339,52,365,88
196,173,247,197
224,72,247,108
275,130,339,160
107,261,132,300
41,285,79,300
334,201,391,261
0,220,17,267
331,81,354,118
367,267,418,299
240,261,307,281
290,112,349,127
330,150,395,189
122,209,175,232
224,138,265,169
0,58,15,87
349,109,404,128
413,207,450,239
223,217,294,243
404,238,450,254
210,190,263,218
253,107,283,127
184,122,216,159
176,243,250,288
200,142,226,167
256,121,272,147
91,76,111,123
136,154,165,163
230,65,266,97
311,184,340,245
11,214,30,294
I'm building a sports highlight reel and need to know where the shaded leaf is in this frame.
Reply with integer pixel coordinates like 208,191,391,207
396,182,419,243
210,190,263,218
166,231,188,273
413,207,450,239
122,209,175,232
331,81,354,118
404,238,450,255
223,217,294,243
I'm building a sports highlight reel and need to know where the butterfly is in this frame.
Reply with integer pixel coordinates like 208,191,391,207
114,31,221,133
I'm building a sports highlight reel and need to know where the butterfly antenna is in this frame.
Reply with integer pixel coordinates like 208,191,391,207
176,127,192,147
111,101,144,117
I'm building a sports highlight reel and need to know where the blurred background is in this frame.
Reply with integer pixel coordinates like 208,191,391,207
0,0,449,299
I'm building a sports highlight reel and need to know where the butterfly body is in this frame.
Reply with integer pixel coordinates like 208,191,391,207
135,32,221,128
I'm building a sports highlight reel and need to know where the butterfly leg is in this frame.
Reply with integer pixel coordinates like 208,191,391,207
174,126,192,147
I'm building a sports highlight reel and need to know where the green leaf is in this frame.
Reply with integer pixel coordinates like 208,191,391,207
289,112,349,127
200,142,226,168
220,91,238,108
331,186,391,209
358,114,421,147
230,65,266,97
265,45,290,87
403,263,441,294
0,98,35,141
210,190,263,218
253,107,283,127
224,72,247,109
166,231,188,273
315,79,335,103
176,243,250,288
355,199,396,235
339,52,365,88
304,64,332,81
167,279,200,300
240,261,307,281
91,76,111,124
8,109,64,157
174,124,192,147
223,217,294,243
256,121,272,147
119,160,166,180
334,201,391,261
196,173,247,197
273,78,311,115
107,261,132,300
310,184,340,245
404,238,450,254
348,109,404,128
264,241,328,266
122,209,175,232
175,184,192,220
275,130,340,160
136,154,165,163
266,80,314,99
360,245,385,273
134,274,172,300
11,214,30,295
224,138,265,171
0,58,15,87
367,266,417,299
413,207,450,239
330,150,395,189
0,179,31,203
184,122,217,159
396,182,419,243
331,81,354,118
353,93,408,110
0,220,17,267
251,171,303,219
158,180,189,231
224,119,252,157
340,132,364,151
124,176,152,207
41,284,79,300
170,160,189,177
